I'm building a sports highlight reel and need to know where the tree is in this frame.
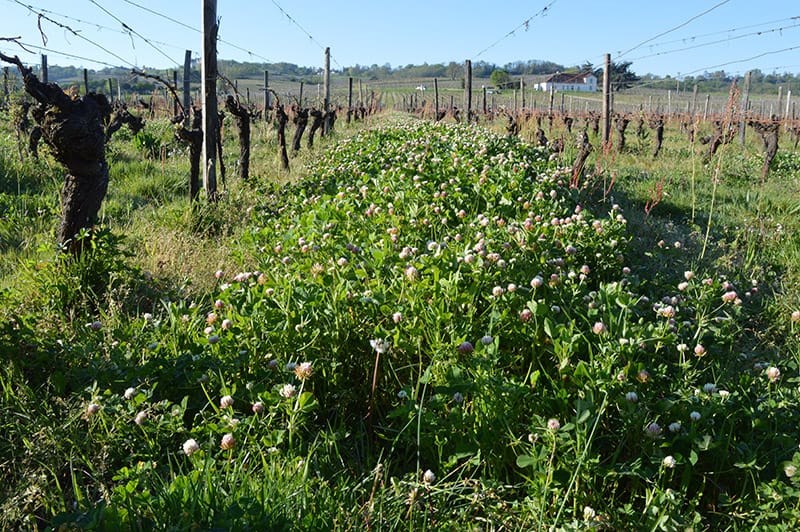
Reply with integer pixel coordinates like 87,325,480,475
490,69,512,89
595,61,639,91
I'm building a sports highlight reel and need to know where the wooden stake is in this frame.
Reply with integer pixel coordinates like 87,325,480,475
263,70,270,119
464,59,472,121
201,0,219,201
601,53,612,149
739,71,751,145
347,77,353,123
434,78,439,119
83,68,89,95
183,50,192,127
323,47,331,134
41,54,47,83
173,70,179,117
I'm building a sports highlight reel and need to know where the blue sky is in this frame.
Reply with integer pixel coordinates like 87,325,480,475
1,0,798,78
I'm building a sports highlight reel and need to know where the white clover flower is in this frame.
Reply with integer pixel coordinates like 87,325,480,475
182,438,200,455
676,343,688,353
785,464,797,478
280,384,296,399
592,322,607,335
718,390,730,399
625,391,639,403
492,286,504,297
220,395,234,409
397,390,409,400
547,418,560,431
452,392,464,404
392,312,403,323
370,338,391,354
285,362,297,372
134,411,147,426
220,433,235,450
703,383,717,394
721,291,738,303
583,506,596,520
124,387,136,400
668,422,682,433
294,362,313,380
694,344,706,357
480,335,493,346
423,469,436,484
143,312,153,322
252,401,265,414
86,403,101,416
662,455,677,468
690,411,702,421
766,366,781,383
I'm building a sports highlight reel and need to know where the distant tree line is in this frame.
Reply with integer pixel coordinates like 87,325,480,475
25,59,800,95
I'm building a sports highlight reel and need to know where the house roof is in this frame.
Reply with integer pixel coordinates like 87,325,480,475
542,72,594,84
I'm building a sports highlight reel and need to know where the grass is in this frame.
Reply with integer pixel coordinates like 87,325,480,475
2,92,800,529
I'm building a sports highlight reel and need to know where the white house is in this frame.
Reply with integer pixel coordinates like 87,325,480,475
534,72,597,92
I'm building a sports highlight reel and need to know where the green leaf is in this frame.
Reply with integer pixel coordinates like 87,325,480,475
576,409,592,425
516,454,537,468
543,317,554,339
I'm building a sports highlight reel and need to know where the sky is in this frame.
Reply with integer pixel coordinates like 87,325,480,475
0,0,798,79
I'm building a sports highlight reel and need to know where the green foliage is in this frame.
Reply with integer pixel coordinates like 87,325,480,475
132,129,161,160
490,68,512,89
2,115,800,529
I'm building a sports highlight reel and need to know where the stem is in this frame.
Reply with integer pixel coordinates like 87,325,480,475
700,151,723,260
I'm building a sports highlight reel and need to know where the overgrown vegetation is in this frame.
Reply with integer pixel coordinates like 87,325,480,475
1,89,800,529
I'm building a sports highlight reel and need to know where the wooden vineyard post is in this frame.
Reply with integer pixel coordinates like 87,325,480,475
785,90,792,127
108,79,113,101
347,77,353,123
172,71,179,117
183,50,192,127
520,78,525,110
434,78,439,120
692,84,698,116
41,54,47,83
323,47,331,134
667,90,671,117
299,81,304,108
83,69,89,95
464,59,472,122
703,94,710,121
482,86,487,115
602,53,612,149
263,70,270,120
201,0,219,201
739,71,751,146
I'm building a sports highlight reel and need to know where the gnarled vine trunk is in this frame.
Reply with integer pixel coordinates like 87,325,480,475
225,95,251,181
2,52,111,255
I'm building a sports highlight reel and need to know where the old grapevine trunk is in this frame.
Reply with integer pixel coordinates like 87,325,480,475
3,54,111,254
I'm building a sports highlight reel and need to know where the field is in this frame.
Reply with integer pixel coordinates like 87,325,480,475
2,80,800,530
